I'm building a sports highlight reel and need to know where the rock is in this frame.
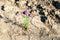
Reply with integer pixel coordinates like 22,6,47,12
52,1,60,9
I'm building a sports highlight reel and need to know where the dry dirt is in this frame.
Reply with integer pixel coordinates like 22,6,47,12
0,0,60,40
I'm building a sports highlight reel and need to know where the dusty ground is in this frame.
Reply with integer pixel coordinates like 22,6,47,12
0,0,60,40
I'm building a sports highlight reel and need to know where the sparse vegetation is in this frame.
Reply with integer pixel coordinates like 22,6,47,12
22,16,29,29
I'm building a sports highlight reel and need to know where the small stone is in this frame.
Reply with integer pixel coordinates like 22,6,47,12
36,4,43,10
13,22,17,25
1,5,5,11
0,15,3,18
29,10,33,13
55,14,60,20
15,11,19,15
25,1,28,6
50,10,55,16
28,6,32,9
15,0,19,7
15,2,19,7
45,2,50,6
15,0,19,2
40,16,47,23
52,1,60,9
39,10,45,15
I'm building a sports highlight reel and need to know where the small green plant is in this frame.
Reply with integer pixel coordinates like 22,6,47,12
22,16,29,29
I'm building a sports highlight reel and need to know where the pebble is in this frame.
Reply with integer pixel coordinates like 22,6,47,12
36,4,43,10
50,10,55,16
28,6,32,9
25,1,28,6
39,10,45,15
40,16,47,23
15,11,19,15
1,5,5,11
52,1,60,9
0,15,3,18
55,14,60,21
15,0,19,7
29,10,33,13
15,0,19,2
45,2,50,6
